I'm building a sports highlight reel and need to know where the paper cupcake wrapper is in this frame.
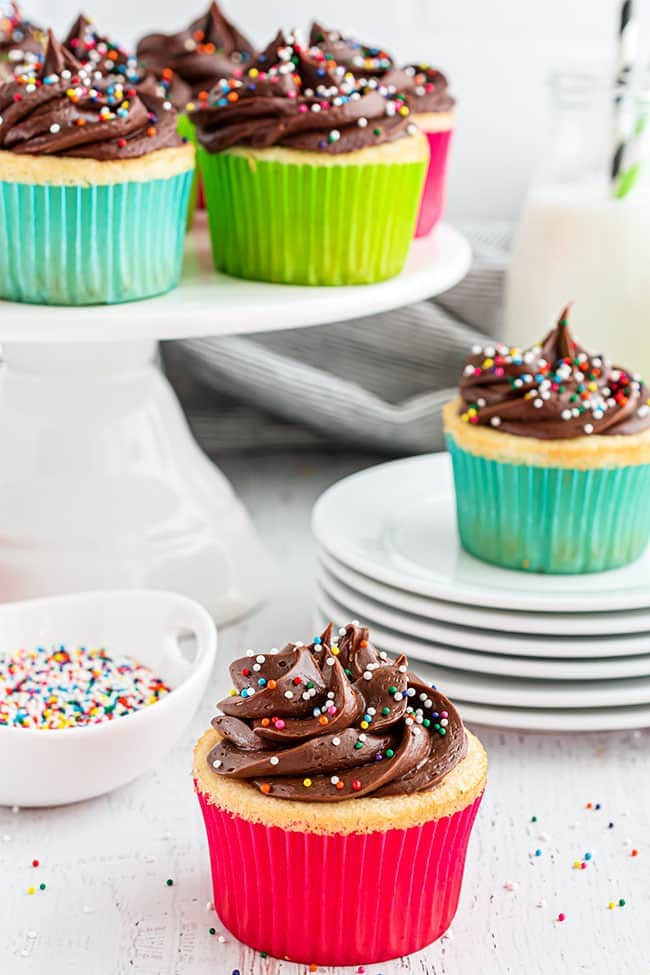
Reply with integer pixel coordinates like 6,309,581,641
0,171,191,305
177,113,200,226
197,789,482,966
198,147,426,285
415,128,453,238
447,435,650,573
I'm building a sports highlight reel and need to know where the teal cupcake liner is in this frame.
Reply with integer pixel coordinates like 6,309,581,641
198,146,426,285
0,170,192,305
446,434,650,574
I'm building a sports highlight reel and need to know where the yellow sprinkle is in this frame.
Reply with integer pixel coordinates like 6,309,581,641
483,357,494,368
303,778,312,788
399,106,409,116
249,68,259,78
186,101,195,112
360,721,369,730
27,887,35,895
331,646,340,656
229,688,237,697
573,861,581,869
608,902,616,910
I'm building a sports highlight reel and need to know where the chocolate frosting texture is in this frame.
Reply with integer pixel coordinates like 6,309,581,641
308,21,394,79
458,307,650,439
389,63,455,114
0,3,44,77
190,30,418,154
136,0,254,97
0,30,183,160
207,622,467,802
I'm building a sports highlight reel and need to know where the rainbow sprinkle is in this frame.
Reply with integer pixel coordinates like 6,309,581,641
0,645,170,729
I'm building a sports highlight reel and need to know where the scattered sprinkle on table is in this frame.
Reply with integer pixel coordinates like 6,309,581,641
0,645,170,729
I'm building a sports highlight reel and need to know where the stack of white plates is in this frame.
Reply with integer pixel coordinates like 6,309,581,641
312,454,650,731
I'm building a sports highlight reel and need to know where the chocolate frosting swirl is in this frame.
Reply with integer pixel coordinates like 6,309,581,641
190,30,417,154
136,1,254,97
0,30,183,160
387,63,455,114
308,21,395,79
63,13,191,110
0,3,44,78
207,622,467,802
458,307,650,439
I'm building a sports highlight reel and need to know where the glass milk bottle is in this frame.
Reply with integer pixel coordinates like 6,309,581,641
505,73,650,378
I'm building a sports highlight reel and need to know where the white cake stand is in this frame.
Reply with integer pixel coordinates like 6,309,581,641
0,215,471,623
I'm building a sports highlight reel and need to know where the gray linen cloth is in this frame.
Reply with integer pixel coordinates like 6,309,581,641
163,223,509,456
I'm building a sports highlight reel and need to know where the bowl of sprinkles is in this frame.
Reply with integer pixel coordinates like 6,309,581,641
0,589,216,806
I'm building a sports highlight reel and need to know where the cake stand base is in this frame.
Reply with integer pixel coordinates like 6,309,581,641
0,340,271,624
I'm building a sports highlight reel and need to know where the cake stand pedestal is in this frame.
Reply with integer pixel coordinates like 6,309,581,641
0,215,471,623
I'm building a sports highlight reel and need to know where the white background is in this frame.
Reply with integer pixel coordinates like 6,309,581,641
29,0,650,219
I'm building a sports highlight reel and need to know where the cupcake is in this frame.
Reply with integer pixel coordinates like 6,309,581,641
396,64,455,237
0,31,194,305
0,3,45,79
443,307,650,573
308,21,395,79
194,621,487,966
189,31,428,285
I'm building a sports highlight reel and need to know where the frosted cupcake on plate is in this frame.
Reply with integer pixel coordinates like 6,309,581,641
190,30,428,285
194,621,487,966
443,307,650,573
0,31,194,305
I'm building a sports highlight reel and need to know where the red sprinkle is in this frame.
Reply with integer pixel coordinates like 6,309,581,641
557,913,566,922
352,779,362,792
31,859,39,868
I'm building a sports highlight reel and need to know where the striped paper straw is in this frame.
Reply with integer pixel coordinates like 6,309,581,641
612,0,640,197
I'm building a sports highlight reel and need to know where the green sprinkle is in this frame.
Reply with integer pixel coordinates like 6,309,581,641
261,952,268,958
385,748,395,758
531,815,537,823
423,718,431,728
388,686,397,695
354,742,363,750
382,706,390,716
619,898,626,907
306,681,314,689
209,927,216,935
39,883,46,891
166,879,174,886
373,127,382,135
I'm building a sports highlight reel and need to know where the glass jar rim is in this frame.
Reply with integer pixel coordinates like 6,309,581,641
547,68,650,104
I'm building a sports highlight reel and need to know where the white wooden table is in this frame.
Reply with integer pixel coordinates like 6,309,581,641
1,451,648,975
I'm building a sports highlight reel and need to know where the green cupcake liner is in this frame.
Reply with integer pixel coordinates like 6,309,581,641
198,146,426,285
177,113,199,229
446,434,650,574
0,170,192,305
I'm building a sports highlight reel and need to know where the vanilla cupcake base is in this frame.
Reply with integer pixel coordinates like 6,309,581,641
194,727,486,965
444,398,650,573
0,145,194,305
198,132,428,286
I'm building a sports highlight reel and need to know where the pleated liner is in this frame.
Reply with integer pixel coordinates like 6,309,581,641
197,789,482,966
415,129,453,238
0,170,192,305
198,147,426,285
447,435,650,573
177,113,200,227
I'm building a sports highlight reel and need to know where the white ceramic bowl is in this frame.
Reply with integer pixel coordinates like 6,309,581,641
0,589,217,807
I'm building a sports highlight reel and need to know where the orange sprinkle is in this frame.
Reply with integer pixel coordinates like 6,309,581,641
162,68,173,80
227,91,239,103
631,849,639,857
260,784,271,795
147,126,157,137
260,718,270,727
267,680,277,690
586,803,593,809
198,90,209,100
318,716,329,726
360,640,368,648
335,781,344,790
75,117,85,126
309,966,318,972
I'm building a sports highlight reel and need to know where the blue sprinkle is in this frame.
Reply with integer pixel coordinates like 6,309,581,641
313,636,321,645
535,849,542,857
258,678,267,687
584,852,592,860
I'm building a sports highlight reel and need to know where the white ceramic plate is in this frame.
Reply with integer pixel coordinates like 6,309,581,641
318,563,650,658
314,593,650,708
315,587,650,680
319,549,650,637
312,454,650,614
449,698,650,732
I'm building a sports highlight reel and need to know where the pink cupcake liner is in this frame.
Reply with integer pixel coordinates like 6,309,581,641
415,128,453,238
197,789,483,967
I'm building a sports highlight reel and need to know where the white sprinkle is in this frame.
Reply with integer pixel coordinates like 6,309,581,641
359,733,367,742
217,935,226,943
332,737,341,746
212,759,222,768
561,409,572,420
584,423,594,435
338,627,346,635
253,663,261,672
284,690,294,699
327,691,335,699
441,718,449,727
363,671,372,680
477,398,486,408
270,756,279,766
206,900,213,911
367,707,376,715
256,655,265,663
406,687,416,697
330,775,339,784
533,398,543,408
405,716,414,726
61,69,71,80
394,692,403,701
490,416,502,427
398,665,407,673
326,657,335,666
